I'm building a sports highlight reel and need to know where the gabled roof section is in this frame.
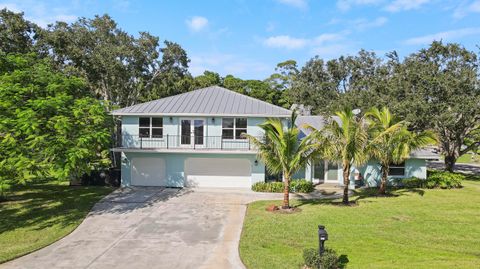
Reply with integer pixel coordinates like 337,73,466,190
112,86,292,117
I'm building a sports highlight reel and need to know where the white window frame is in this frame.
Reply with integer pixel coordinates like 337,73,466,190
221,117,247,140
139,117,163,138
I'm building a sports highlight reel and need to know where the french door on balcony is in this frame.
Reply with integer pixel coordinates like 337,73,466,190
180,119,205,148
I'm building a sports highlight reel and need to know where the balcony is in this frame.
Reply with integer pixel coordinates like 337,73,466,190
118,135,261,152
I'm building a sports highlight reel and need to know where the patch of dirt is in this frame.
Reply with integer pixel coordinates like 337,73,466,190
265,204,279,212
265,204,302,213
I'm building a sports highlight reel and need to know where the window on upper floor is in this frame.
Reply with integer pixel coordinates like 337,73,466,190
139,117,163,138
222,118,247,139
388,162,405,176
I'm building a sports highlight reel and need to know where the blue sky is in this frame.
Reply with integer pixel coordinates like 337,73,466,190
3,0,480,79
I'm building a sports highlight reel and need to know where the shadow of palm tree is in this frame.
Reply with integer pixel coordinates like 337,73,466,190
351,187,425,203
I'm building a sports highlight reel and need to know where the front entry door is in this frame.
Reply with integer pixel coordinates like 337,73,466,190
313,160,339,183
180,119,205,147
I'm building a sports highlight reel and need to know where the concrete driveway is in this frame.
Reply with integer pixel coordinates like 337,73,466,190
2,186,339,269
2,187,260,269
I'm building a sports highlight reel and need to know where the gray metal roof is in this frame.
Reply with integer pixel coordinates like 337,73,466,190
112,86,292,117
295,115,440,160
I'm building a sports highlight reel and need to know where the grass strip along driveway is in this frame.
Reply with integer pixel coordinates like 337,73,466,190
0,181,113,263
240,180,480,269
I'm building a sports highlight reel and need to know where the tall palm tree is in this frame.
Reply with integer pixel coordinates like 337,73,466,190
310,108,369,205
366,107,437,194
245,113,314,209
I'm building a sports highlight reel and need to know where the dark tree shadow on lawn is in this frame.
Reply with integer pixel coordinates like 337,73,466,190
293,187,426,207
339,254,349,268
351,187,425,203
0,183,193,249
0,183,115,234
294,197,362,207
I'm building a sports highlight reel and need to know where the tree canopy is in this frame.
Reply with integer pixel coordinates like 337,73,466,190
0,53,112,196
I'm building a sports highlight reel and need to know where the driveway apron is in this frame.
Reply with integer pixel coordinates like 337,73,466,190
1,187,248,269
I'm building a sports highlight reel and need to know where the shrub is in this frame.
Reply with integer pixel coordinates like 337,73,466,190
251,179,314,193
401,177,424,188
401,171,464,189
291,179,315,193
252,181,283,192
426,170,463,189
303,248,340,269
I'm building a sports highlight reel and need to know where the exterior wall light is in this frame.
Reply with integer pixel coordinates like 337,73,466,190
254,160,258,166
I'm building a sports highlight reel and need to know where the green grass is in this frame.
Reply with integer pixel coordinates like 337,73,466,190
0,181,113,263
240,180,480,269
456,153,480,165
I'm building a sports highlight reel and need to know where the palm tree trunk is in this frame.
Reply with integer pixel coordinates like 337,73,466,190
342,162,350,205
282,173,290,209
379,164,388,195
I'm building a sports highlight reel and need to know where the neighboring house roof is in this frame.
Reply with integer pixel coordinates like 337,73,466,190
112,86,292,117
295,115,440,160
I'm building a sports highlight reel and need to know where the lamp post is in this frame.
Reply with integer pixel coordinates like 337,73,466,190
318,225,328,269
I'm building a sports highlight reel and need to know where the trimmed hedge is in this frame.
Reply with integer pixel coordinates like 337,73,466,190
251,179,314,193
401,170,463,189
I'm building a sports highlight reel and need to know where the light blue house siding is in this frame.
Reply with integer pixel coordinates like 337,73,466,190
121,116,268,149
357,158,427,187
119,115,269,187
301,158,427,188
121,152,265,187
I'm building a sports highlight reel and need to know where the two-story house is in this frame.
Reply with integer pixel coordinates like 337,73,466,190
112,86,437,189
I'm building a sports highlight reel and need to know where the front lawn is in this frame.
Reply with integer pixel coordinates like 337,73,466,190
0,181,113,263
240,180,480,269
456,153,480,165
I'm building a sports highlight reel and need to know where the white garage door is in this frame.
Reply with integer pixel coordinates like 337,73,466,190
131,157,167,186
185,158,252,188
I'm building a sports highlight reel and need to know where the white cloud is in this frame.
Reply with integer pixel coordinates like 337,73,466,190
263,35,308,49
276,0,308,9
336,0,383,11
0,1,77,27
354,16,388,30
384,0,430,12
263,32,350,57
453,0,480,18
263,33,347,50
311,44,354,59
404,27,480,45
189,53,269,78
0,2,20,12
313,33,344,45
186,16,209,32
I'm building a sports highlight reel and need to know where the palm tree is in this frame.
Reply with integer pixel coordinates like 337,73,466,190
245,113,314,209
310,108,369,205
366,107,437,194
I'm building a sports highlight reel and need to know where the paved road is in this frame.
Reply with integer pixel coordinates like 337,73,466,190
1,187,340,269
428,161,480,175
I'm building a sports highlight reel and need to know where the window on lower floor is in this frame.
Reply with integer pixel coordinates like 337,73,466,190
388,162,405,176
139,117,163,138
